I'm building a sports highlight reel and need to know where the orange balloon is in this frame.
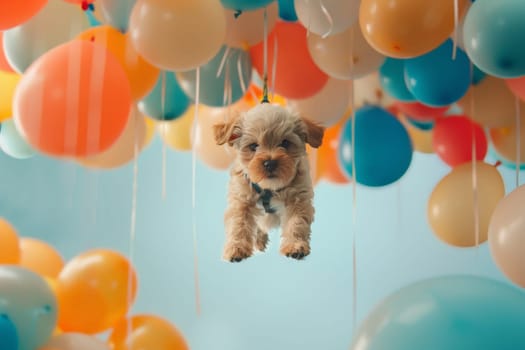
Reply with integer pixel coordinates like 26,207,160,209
19,238,64,279
109,315,189,350
359,0,469,58
0,32,14,72
0,217,20,264
14,39,131,157
0,0,48,30
249,22,328,99
317,114,351,185
489,120,525,165
78,25,159,101
56,249,138,334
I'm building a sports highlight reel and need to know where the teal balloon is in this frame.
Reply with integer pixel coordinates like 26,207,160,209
0,315,18,350
404,39,470,107
338,106,413,187
178,46,252,107
0,119,35,159
0,266,57,350
97,0,136,32
351,275,525,350
472,63,486,85
379,58,415,102
278,0,297,21
138,72,190,121
221,0,275,11
463,0,525,78
407,117,434,131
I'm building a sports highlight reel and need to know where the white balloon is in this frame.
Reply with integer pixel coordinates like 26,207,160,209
295,0,360,37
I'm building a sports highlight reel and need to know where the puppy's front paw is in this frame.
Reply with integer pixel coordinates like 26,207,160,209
223,243,253,263
280,240,310,260
255,230,269,252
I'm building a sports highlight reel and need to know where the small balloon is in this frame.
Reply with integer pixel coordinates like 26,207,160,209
0,218,20,264
0,0,48,30
379,58,414,102
0,118,35,159
398,115,434,154
19,238,64,279
277,0,297,21
295,0,360,37
157,107,195,152
139,72,190,121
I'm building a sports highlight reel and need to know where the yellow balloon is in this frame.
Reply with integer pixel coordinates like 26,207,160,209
157,106,195,151
0,71,20,122
399,115,434,154
143,116,156,148
427,162,505,247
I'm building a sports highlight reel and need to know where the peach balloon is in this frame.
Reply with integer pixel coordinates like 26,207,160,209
56,249,138,334
489,118,525,165
489,184,525,288
225,2,278,48
458,76,525,128
353,72,396,109
108,315,189,350
0,70,20,122
0,218,20,264
428,162,505,247
0,0,48,30
506,76,525,102
157,106,195,151
129,0,226,71
13,39,132,157
19,238,64,279
359,0,469,58
39,333,109,350
78,25,159,100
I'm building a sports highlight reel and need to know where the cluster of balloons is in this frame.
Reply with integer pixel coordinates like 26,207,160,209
0,217,189,350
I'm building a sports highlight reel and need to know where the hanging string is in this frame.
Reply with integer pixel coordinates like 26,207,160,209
320,0,334,39
261,7,270,104
516,97,521,187
452,0,459,60
469,62,480,249
270,36,278,102
161,71,167,200
191,67,202,316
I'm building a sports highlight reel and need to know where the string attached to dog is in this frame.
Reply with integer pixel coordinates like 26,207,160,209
261,7,270,104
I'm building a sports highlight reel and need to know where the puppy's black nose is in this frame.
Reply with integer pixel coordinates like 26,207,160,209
263,159,278,172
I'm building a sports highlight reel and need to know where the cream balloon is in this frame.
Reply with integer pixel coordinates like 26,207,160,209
129,0,226,71
307,24,385,80
79,107,146,169
295,0,359,37
427,162,505,248
225,2,278,48
157,106,196,152
488,184,525,288
352,72,396,109
288,78,350,127
40,333,110,350
3,0,89,73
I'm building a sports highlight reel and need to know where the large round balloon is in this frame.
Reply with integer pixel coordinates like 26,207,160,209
489,185,525,288
338,106,413,187
378,58,414,102
0,218,20,264
129,0,226,71
427,162,505,247
3,0,89,73
221,0,274,11
295,0,360,37
178,46,252,107
432,115,487,167
13,39,132,157
225,2,279,48
404,40,471,107
351,275,525,350
307,23,385,80
250,21,328,99
359,0,469,58
0,266,57,350
0,118,35,159
0,0,48,30
139,72,190,121
463,0,525,78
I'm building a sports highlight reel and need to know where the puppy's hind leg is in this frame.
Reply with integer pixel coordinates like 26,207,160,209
255,228,269,252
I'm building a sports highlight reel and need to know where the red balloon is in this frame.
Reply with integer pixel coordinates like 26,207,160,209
395,101,449,122
14,40,132,157
0,0,48,30
432,115,487,167
249,22,328,99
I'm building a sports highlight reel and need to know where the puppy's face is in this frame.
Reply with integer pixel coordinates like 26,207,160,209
214,104,324,190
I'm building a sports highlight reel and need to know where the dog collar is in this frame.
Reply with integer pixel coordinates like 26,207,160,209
251,182,276,214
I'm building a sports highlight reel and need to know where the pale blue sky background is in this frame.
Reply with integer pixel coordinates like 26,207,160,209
0,135,522,349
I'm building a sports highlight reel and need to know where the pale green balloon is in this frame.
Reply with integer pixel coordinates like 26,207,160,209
0,119,35,159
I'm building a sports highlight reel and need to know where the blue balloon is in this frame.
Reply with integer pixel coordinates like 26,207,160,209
97,0,136,32
406,117,434,131
138,72,190,121
379,58,415,102
471,63,486,85
463,0,525,78
351,275,525,350
177,46,252,107
0,315,18,350
221,0,275,11
338,106,413,187
404,39,470,107
278,0,297,21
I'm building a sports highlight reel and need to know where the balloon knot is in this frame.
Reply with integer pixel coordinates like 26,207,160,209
234,10,243,19
90,35,95,42
81,0,90,11
494,160,502,168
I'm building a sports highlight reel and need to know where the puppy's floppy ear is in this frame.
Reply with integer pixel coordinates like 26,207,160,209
213,111,242,146
296,116,325,148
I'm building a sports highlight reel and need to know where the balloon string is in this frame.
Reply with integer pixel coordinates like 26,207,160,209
349,28,357,335
320,0,334,39
216,46,231,78
237,53,247,95
469,62,479,249
161,72,167,200
261,7,270,103
192,68,202,316
452,0,459,60
516,97,521,188
270,37,278,101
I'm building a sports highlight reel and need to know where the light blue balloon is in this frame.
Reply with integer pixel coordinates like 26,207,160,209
379,58,415,102
278,0,297,21
0,266,57,350
351,275,525,350
138,72,190,121
0,315,18,350
177,46,252,107
97,0,136,32
221,0,275,11
463,0,525,78
338,106,413,187
404,39,471,107
0,119,35,159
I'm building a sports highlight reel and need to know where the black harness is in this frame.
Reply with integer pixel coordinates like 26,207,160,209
251,182,277,214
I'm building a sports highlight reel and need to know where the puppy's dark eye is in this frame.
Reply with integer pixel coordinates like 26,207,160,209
280,139,291,149
249,143,259,152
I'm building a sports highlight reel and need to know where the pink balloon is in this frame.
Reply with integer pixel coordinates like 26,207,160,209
506,76,525,101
